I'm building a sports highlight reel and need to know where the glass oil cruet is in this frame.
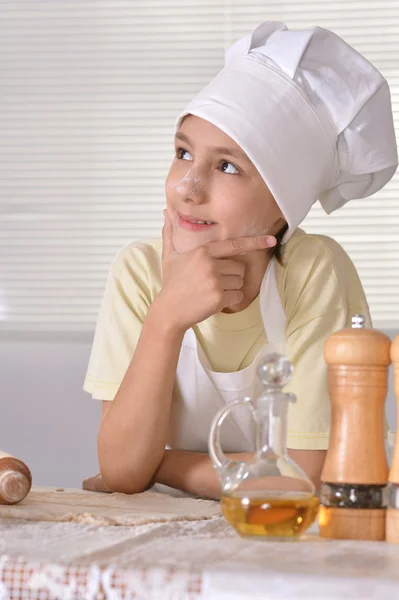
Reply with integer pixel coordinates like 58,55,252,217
208,354,319,539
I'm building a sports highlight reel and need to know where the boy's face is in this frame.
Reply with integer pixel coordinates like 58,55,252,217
165,115,284,254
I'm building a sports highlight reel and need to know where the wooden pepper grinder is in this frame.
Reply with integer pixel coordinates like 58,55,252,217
0,451,32,505
319,315,390,540
386,335,399,543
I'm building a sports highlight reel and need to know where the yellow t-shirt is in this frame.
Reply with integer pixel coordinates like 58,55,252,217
193,295,265,373
83,229,371,450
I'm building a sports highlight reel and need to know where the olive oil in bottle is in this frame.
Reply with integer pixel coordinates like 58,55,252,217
222,491,319,539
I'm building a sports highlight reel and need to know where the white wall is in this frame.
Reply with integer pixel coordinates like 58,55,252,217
1,330,397,489
0,337,100,488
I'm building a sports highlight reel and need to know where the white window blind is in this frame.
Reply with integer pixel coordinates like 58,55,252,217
1,0,398,334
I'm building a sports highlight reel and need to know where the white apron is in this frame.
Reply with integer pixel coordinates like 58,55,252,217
167,258,286,454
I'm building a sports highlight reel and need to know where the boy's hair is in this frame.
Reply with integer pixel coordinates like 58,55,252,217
271,222,289,266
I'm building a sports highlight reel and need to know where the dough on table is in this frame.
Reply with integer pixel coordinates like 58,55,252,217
0,486,221,526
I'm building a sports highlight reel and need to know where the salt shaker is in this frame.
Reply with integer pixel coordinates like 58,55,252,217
0,451,32,505
386,335,399,543
319,315,390,540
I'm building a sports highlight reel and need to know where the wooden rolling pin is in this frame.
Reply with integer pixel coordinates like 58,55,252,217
0,451,32,504
319,315,390,541
386,335,399,543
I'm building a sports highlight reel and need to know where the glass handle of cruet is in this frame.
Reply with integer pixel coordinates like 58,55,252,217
208,398,253,475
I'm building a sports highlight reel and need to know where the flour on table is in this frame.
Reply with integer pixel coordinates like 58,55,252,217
0,487,221,526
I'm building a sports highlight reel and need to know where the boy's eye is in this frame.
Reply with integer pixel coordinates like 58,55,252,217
220,161,240,175
176,147,192,161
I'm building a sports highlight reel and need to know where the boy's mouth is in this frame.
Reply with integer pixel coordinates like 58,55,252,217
177,212,216,232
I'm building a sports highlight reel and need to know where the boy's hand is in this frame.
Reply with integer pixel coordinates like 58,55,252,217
157,209,276,334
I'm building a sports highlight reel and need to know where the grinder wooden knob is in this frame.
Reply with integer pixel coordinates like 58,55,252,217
386,335,399,543
319,315,391,541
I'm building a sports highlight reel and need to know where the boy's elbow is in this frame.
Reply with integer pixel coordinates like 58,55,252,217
98,442,154,494
100,466,152,495
97,427,158,495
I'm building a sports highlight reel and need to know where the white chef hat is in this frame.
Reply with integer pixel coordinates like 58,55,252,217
175,22,398,242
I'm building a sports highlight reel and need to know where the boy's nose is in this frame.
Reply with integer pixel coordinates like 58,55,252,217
178,175,207,204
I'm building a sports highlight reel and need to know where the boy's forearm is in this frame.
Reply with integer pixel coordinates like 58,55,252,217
288,449,326,492
154,449,325,499
98,299,185,493
153,449,252,500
